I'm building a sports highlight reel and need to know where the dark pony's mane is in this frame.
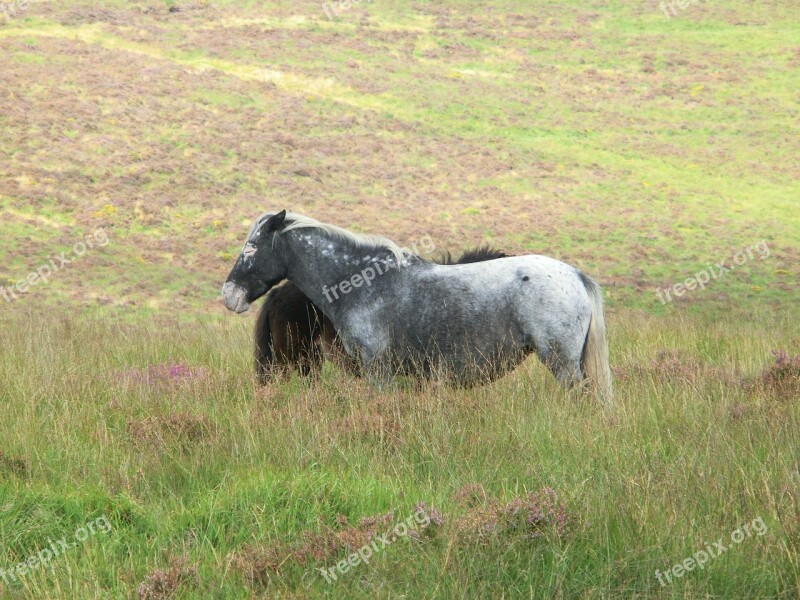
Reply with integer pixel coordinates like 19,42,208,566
436,246,509,265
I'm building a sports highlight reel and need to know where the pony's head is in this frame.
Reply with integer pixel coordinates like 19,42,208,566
222,210,288,313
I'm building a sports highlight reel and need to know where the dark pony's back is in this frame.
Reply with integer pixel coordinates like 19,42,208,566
254,246,508,381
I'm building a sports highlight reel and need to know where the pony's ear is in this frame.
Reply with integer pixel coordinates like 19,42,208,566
266,210,287,231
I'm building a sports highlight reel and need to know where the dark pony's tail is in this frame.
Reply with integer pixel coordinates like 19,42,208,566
254,298,273,384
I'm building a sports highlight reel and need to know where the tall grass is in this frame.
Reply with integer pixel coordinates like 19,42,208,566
0,307,797,598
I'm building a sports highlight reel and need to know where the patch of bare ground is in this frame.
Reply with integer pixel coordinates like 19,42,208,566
137,556,198,600
34,1,218,26
452,482,487,508
233,502,446,585
232,508,399,585
232,487,571,586
749,350,800,402
0,450,28,478
612,348,736,386
125,412,213,448
453,487,573,545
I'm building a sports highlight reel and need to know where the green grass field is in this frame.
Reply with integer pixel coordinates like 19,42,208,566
1,0,798,598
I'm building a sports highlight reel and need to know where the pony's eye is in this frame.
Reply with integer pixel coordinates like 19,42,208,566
243,243,257,257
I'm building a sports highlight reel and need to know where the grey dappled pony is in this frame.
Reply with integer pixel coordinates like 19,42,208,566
222,211,612,403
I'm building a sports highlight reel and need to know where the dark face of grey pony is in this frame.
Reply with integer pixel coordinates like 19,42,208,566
221,210,287,313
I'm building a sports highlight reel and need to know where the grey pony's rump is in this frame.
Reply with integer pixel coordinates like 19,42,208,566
577,271,613,403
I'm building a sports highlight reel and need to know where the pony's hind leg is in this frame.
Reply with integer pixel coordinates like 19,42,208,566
254,356,270,385
298,337,324,377
535,341,584,390
551,357,583,389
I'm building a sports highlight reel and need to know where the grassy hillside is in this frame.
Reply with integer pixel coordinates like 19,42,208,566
0,0,798,598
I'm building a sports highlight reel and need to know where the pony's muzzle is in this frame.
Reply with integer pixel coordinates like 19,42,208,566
221,281,251,313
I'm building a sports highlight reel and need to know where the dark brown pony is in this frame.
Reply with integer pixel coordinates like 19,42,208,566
254,246,508,382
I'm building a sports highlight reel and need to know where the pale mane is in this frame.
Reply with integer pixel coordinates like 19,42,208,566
281,212,411,263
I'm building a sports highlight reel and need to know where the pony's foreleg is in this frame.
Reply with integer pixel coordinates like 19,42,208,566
357,349,392,390
363,364,392,391
345,338,393,389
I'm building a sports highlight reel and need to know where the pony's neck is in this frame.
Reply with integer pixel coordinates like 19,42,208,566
280,227,403,322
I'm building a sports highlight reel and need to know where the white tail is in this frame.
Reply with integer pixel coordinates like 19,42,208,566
579,273,613,404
